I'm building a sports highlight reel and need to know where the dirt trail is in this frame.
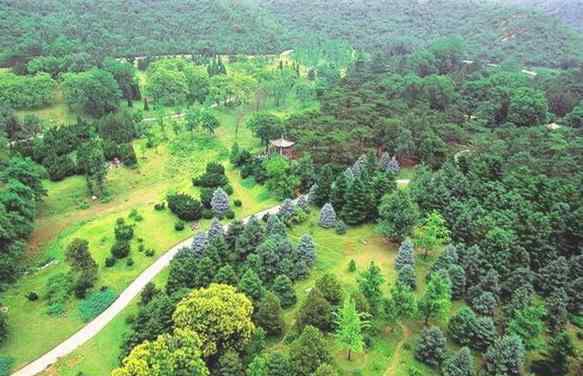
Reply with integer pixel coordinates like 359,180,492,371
384,323,412,376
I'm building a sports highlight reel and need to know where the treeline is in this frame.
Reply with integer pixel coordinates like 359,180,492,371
0,72,55,109
12,110,140,184
1,0,582,69
284,38,583,167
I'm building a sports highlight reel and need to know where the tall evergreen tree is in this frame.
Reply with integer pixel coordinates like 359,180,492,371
312,165,334,207
330,174,349,213
319,203,337,229
441,347,474,376
341,176,371,225
255,292,285,336
418,272,451,325
484,336,525,376
290,325,332,376
358,262,385,313
272,274,297,308
415,326,447,367
238,269,265,302
335,297,368,360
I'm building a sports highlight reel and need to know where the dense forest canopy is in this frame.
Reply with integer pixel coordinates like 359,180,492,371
505,0,583,31
1,0,582,68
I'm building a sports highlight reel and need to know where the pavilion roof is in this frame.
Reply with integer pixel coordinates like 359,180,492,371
270,138,295,148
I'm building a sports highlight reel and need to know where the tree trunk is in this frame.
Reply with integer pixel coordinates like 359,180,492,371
347,348,352,361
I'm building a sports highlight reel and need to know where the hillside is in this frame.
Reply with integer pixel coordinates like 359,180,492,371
506,0,583,31
1,0,582,67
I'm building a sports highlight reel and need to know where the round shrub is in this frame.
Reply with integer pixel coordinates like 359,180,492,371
26,291,39,301
145,249,155,257
225,209,235,220
234,199,242,207
166,192,202,221
105,257,116,267
154,202,166,211
175,221,185,231
111,240,130,259
126,258,135,267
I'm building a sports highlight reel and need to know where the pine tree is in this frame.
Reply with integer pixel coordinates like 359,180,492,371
297,195,309,211
385,281,417,321
211,187,230,218
290,326,332,376
415,326,447,367
313,165,334,207
191,232,208,258
296,288,334,332
442,347,474,376
255,292,285,336
448,265,466,300
330,174,349,213
545,288,568,334
319,203,337,229
418,272,451,325
343,167,354,182
351,154,366,177
395,238,415,271
507,302,546,351
239,216,265,258
358,262,385,313
448,306,477,347
544,331,575,375
471,292,497,316
218,349,244,376
371,172,397,214
247,355,267,376
398,264,417,290
471,316,497,351
378,190,419,241
308,183,319,204
484,336,525,376
214,264,238,286
341,176,370,225
207,217,224,241
266,214,287,237
266,352,292,376
278,198,295,221
297,234,316,269
316,273,344,306
314,364,337,376
238,268,264,301
272,274,297,308
537,256,569,296
335,297,368,360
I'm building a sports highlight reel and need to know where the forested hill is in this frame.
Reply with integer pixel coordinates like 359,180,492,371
505,0,583,32
1,0,582,67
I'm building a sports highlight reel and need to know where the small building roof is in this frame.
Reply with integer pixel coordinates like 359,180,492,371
270,138,295,148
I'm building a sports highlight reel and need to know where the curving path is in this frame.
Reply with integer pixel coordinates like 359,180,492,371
12,204,285,376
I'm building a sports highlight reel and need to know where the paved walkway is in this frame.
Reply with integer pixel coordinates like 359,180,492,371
12,204,284,376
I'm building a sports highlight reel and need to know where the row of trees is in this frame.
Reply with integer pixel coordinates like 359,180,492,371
0,72,55,109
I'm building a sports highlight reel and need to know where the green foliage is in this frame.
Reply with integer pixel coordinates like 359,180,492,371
166,192,202,221
296,288,333,333
418,272,451,325
290,325,332,376
78,288,117,322
358,262,385,314
441,347,474,376
0,72,55,109
272,274,297,308
315,273,344,307
0,356,14,376
415,326,447,367
334,297,368,360
62,68,121,117
378,190,419,241
255,292,285,336
483,335,526,376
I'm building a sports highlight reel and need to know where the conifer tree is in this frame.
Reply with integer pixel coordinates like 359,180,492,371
335,297,368,360
314,364,338,376
214,264,238,286
290,326,332,376
316,273,344,306
191,232,208,258
442,347,474,376
330,174,349,213
358,262,385,313
385,281,417,321
341,176,370,225
418,272,451,325
398,264,417,290
239,216,265,258
266,352,292,376
484,335,525,376
415,326,447,367
319,203,337,229
395,238,415,271
296,234,316,269
211,187,230,218
238,269,265,302
255,292,285,336
266,214,287,237
272,274,297,308
218,349,244,376
378,189,419,241
296,288,334,332
207,217,224,240
313,165,334,207
447,306,477,347
278,198,295,221
546,288,569,334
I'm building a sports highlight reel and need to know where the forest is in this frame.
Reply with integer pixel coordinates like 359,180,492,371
0,1,582,376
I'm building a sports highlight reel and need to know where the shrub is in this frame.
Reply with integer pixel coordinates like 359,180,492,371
200,187,213,208
348,259,357,272
224,184,234,195
78,288,117,322
225,209,235,220
167,192,202,221
234,199,242,207
105,257,116,267
175,221,185,231
145,249,155,257
128,209,143,222
114,218,134,241
154,202,166,211
111,240,130,259
126,258,134,267
335,220,347,235
26,291,39,301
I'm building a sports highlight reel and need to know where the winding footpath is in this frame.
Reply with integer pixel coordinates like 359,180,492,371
12,204,285,376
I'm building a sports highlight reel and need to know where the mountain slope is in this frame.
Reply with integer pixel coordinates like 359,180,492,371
505,0,583,31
